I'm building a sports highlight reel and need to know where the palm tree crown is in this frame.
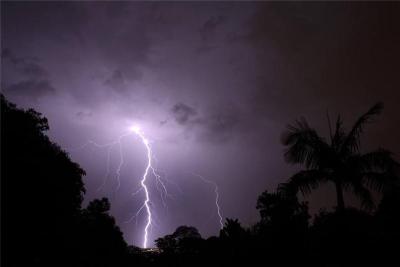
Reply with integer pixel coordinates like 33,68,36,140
283,103,398,211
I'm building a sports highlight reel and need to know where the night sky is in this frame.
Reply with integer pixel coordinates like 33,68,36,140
2,1,400,247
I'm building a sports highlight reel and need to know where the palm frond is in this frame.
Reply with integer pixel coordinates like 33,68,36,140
276,182,297,198
331,115,346,151
282,117,329,168
360,148,398,172
342,102,384,153
326,110,333,142
351,182,375,211
287,170,326,196
362,172,391,193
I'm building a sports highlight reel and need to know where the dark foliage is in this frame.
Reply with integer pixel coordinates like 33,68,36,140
253,185,310,262
155,225,205,265
74,198,129,266
219,218,251,263
1,94,85,264
1,95,134,266
282,103,398,211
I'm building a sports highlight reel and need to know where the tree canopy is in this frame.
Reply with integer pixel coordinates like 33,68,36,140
282,103,399,211
1,95,129,266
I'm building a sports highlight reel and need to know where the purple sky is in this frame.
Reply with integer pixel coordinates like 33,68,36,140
2,1,400,247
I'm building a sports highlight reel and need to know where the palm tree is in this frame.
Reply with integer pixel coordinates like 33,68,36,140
282,103,398,212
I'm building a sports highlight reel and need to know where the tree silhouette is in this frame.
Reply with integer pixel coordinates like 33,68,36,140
220,218,247,242
219,218,250,262
256,183,309,227
76,198,128,266
310,207,376,262
173,225,202,240
255,184,309,262
1,95,129,266
155,225,203,256
282,103,398,211
155,234,177,255
1,94,85,264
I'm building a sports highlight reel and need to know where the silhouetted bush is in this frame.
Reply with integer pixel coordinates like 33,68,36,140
1,94,85,264
75,198,128,266
157,226,203,253
1,95,129,266
253,184,310,262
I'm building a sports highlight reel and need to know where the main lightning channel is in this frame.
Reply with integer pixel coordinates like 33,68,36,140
130,126,152,248
70,127,168,248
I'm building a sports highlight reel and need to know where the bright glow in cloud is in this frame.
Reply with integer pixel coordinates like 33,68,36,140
129,125,141,134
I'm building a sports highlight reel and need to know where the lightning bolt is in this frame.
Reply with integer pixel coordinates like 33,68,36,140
70,133,132,192
129,126,152,248
68,128,158,248
191,173,224,229
114,133,130,191
68,126,224,247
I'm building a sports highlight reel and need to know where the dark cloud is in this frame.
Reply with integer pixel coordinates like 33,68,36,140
228,2,400,124
104,70,126,91
199,15,225,41
171,102,198,125
89,4,174,90
76,111,93,120
2,48,48,78
197,106,242,143
194,45,218,55
195,15,226,54
5,80,55,98
171,102,245,143
1,1,88,43
2,49,55,98
20,62,48,77
2,48,19,64
104,68,143,92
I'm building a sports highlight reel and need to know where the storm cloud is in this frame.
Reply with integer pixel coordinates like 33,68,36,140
171,102,198,125
2,49,55,98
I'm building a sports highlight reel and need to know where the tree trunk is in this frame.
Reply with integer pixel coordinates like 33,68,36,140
335,182,345,212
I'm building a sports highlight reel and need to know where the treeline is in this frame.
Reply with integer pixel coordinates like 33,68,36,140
1,95,399,266
154,182,400,265
1,95,140,266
